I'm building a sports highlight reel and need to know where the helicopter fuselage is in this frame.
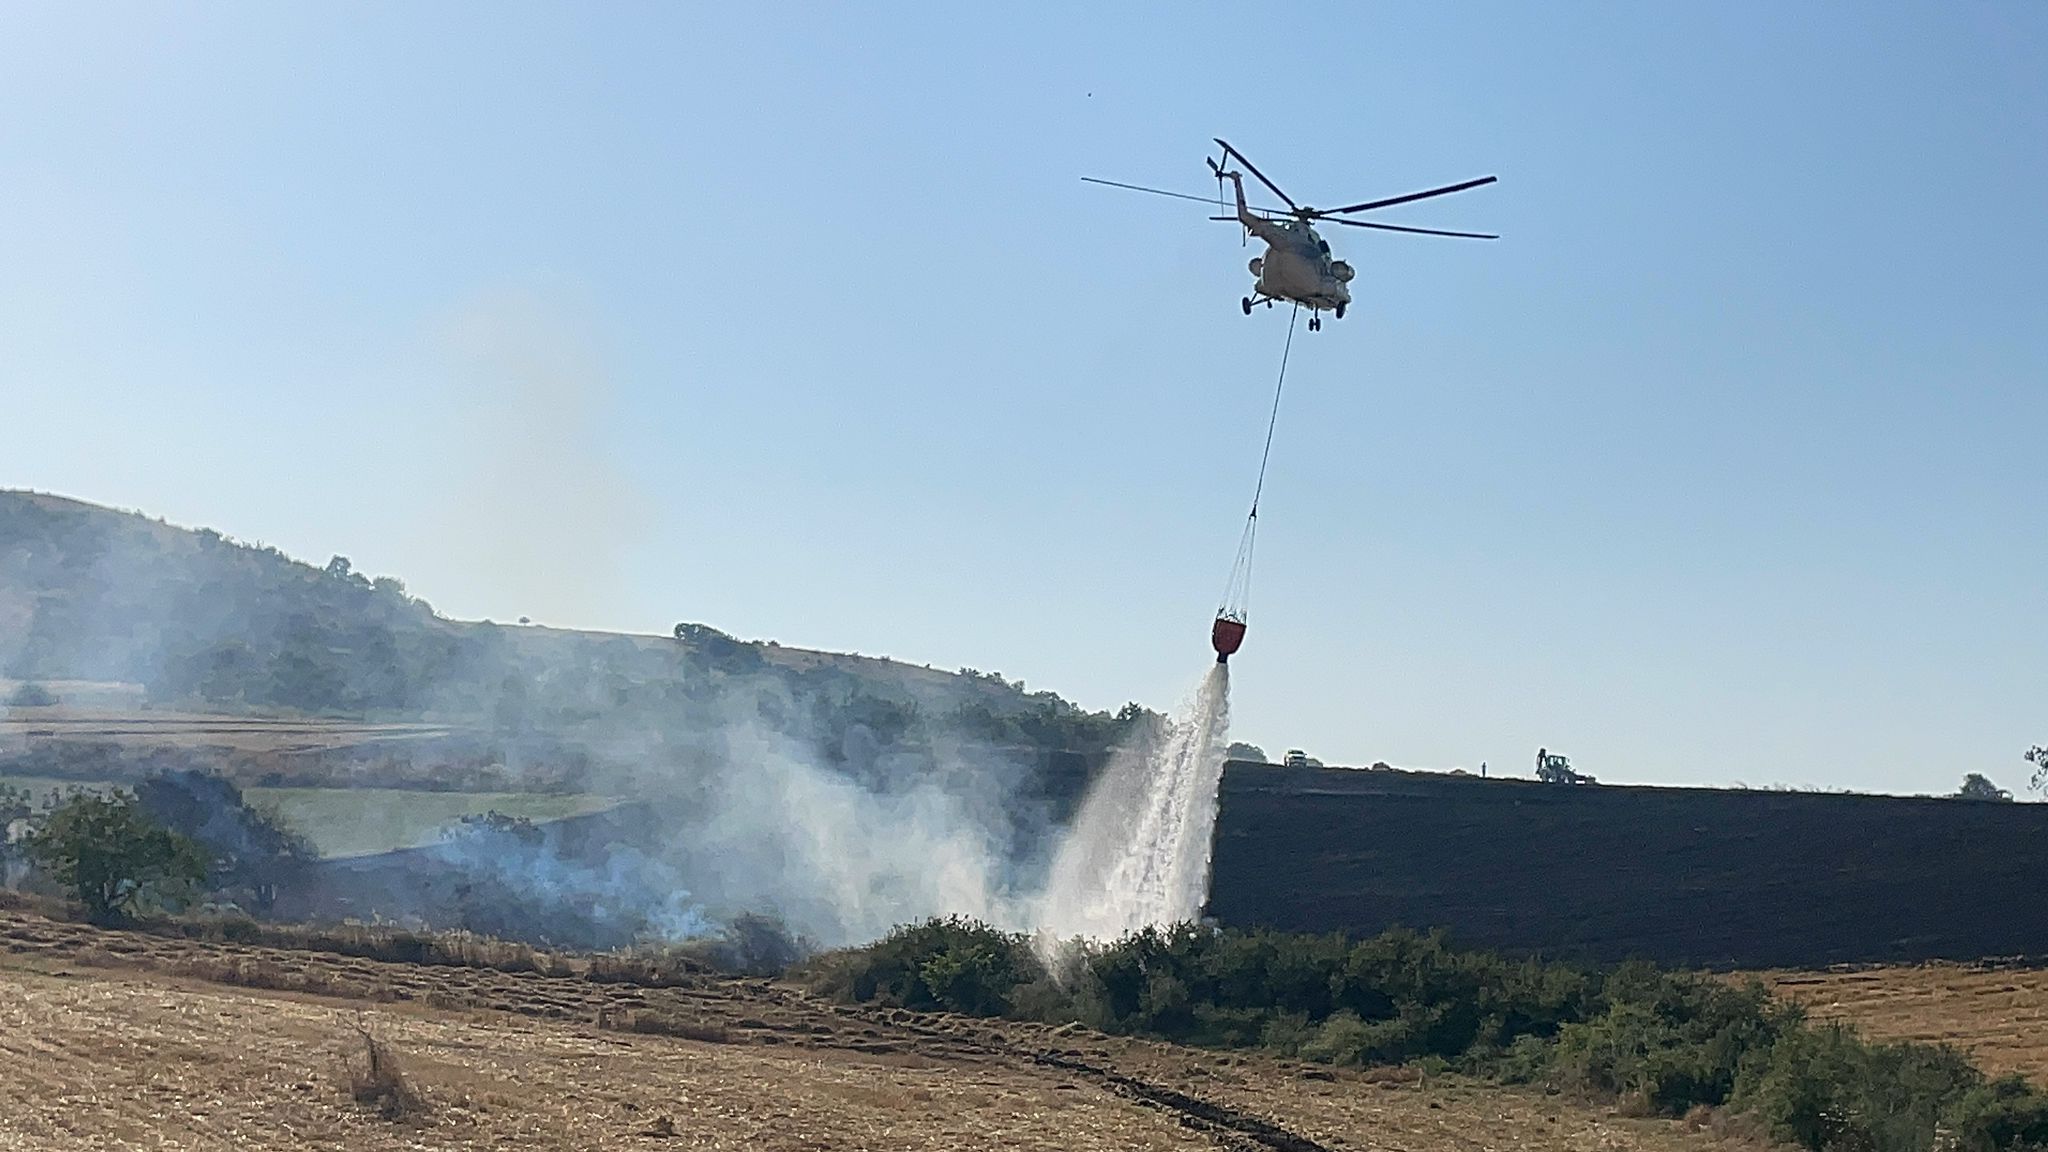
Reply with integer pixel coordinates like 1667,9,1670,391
1248,222,1353,312
1234,195,1354,321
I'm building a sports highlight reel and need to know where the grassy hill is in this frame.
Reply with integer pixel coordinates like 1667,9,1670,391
0,489,1145,797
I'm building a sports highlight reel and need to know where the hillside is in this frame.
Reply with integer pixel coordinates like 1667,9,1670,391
13,490,2045,974
0,489,1079,715
1208,762,2048,970
0,489,1144,794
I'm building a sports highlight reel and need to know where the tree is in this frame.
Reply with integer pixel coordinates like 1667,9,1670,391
132,770,316,912
26,791,210,923
323,555,367,587
1954,773,2013,802
1226,742,1269,763
0,784,29,829
2029,745,2048,794
0,783,31,880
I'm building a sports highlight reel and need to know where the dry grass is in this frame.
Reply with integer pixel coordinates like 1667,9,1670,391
598,1006,732,1044
163,952,380,1000
136,913,563,977
584,947,706,987
1750,963,2048,1085
344,1015,429,1121
0,968,1217,1151
0,906,1757,1152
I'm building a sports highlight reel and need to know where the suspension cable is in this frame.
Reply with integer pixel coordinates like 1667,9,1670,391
1248,303,1299,519
1218,303,1301,619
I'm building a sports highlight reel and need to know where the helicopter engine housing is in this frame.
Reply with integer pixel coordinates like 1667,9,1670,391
1248,257,1264,276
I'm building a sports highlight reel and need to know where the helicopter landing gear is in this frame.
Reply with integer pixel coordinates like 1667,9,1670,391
1308,314,1322,332
1241,296,1253,316
1334,303,1345,320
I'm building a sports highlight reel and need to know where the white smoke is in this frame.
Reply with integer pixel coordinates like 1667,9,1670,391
674,717,1039,948
0,281,1249,956
1029,663,1231,953
646,660,1235,953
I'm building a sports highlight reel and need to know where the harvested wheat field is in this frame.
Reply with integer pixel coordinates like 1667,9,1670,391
1756,965,2048,1086
0,703,453,753
0,911,1755,1152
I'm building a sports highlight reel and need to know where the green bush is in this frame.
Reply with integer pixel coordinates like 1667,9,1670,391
1948,1074,2048,1152
1553,963,1797,1115
1299,1008,1407,1065
801,917,2048,1152
803,916,1028,1016
1732,1023,1986,1152
919,933,1021,1016
1258,1010,1315,1057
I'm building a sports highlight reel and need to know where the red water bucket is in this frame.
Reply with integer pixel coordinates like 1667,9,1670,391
1211,615,1247,662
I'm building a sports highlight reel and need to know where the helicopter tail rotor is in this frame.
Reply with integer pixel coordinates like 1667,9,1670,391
1213,137,1301,214
1206,152,1247,246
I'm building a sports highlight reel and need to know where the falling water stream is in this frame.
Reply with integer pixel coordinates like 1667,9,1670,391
1033,663,1232,951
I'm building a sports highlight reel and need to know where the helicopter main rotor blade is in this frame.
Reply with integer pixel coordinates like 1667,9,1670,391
1322,217,1499,239
1081,177,1222,205
1325,176,1498,216
1083,176,1293,216
1213,138,1300,213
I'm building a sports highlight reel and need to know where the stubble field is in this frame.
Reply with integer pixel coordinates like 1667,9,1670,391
0,908,1760,1152
1756,964,2048,1085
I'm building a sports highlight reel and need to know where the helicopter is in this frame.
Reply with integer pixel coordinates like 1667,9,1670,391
1084,138,1498,331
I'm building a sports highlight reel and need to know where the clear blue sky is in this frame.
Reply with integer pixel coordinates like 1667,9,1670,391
3,2,2042,795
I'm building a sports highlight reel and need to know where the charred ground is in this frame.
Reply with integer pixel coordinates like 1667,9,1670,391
1208,763,2048,970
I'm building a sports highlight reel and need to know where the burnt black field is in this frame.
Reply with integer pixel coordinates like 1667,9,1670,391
1205,762,2048,970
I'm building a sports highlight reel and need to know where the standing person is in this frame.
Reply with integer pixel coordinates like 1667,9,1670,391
1536,747,1547,776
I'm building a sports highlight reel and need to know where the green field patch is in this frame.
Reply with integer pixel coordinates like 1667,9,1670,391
245,788,620,859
